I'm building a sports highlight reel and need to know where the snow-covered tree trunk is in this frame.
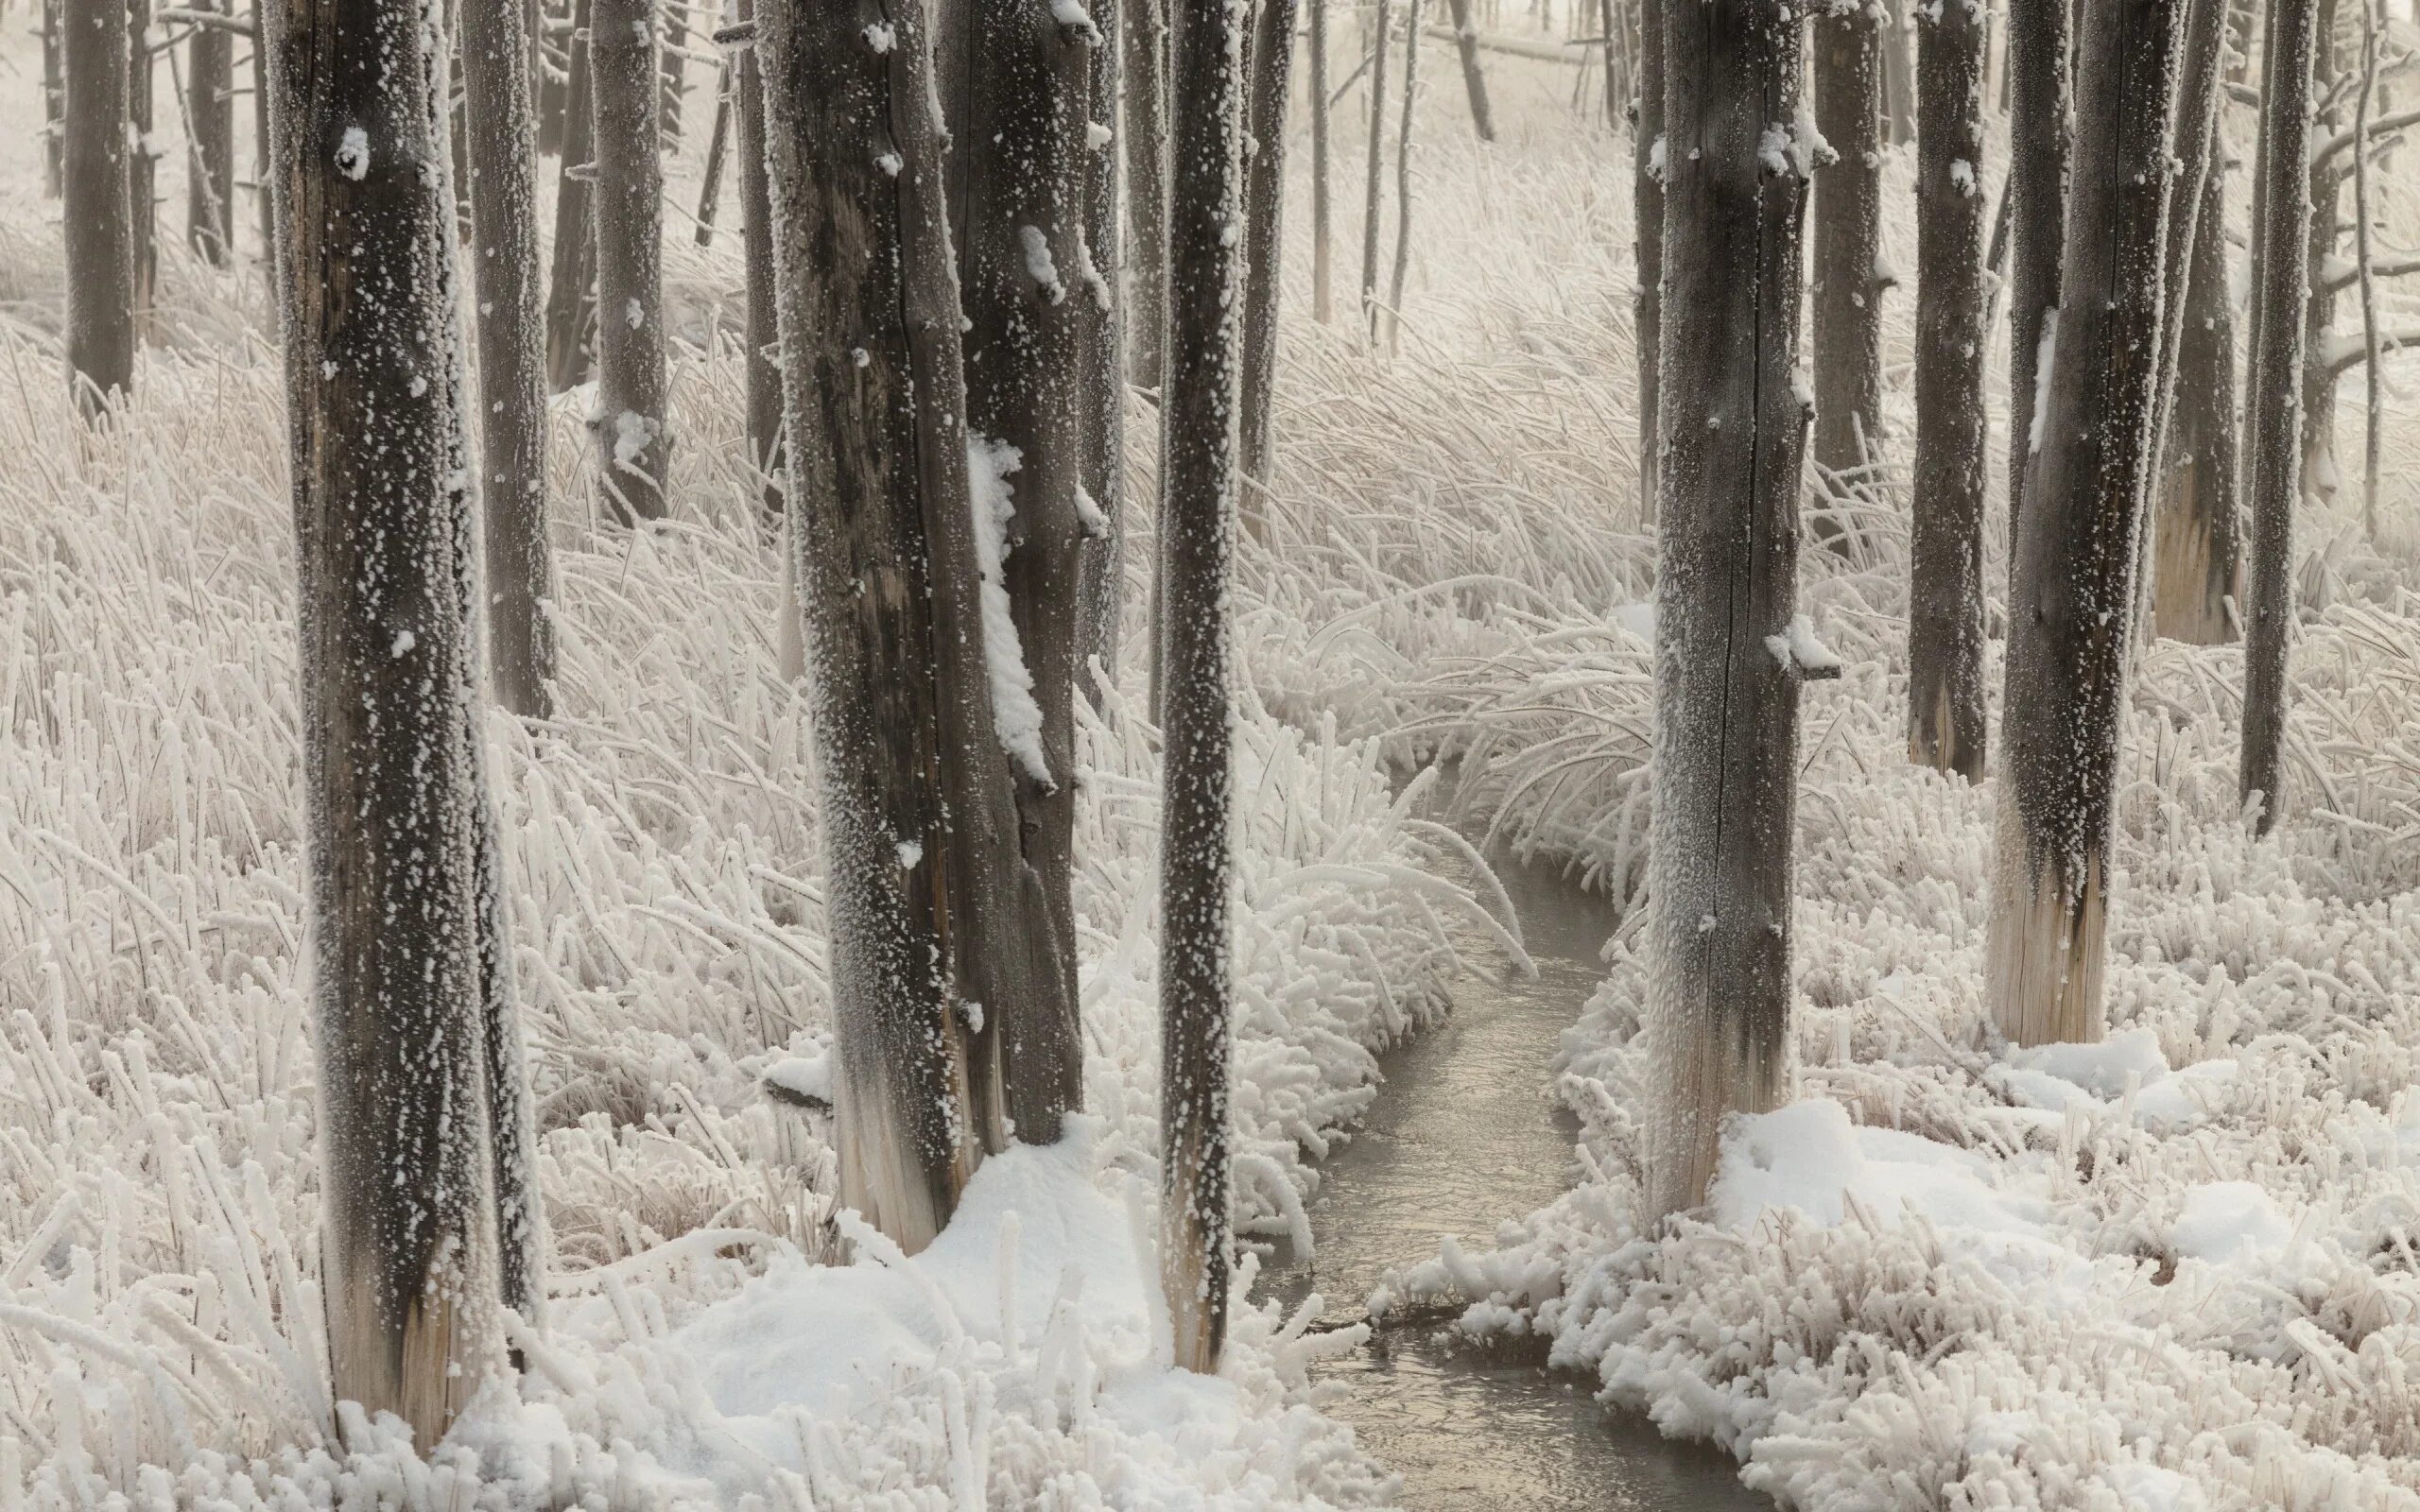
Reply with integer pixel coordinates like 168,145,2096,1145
1443,0,1493,140
1907,0,1986,781
1987,0,2187,1048
1384,0,1422,353
1239,0,1297,489
43,0,63,198
2004,0,2068,552
262,0,509,1440
735,0,783,533
1632,0,1659,525
65,0,136,415
1645,0,1818,1222
1359,0,1391,341
2151,158,2241,644
1810,0,1883,556
460,0,559,717
1307,0,1333,322
543,0,595,391
2239,0,2319,834
1158,0,1242,1375
1075,0,1127,689
588,0,669,524
1123,0,1168,385
187,0,235,265
129,0,157,333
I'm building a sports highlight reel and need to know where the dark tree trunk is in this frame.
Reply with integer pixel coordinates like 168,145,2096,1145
1123,0,1168,385
1076,0,1128,687
587,0,669,524
1158,0,1242,1375
188,1,236,264
1384,0,1422,352
64,0,135,415
1359,0,1391,342
2240,0,2319,833
691,60,728,246
544,0,596,391
1307,0,1333,322
252,4,276,294
459,0,560,722
2152,161,2241,644
43,0,64,198
2297,0,2342,511
1880,0,1915,144
1443,0,1493,139
2004,0,2069,554
262,0,508,1440
129,0,156,334
1810,0,1883,556
1908,0,1987,782
1239,0,1298,490
1989,0,2187,1047
1632,0,1658,525
1645,0,1816,1220
658,0,684,144
757,0,1036,1247
735,0,781,532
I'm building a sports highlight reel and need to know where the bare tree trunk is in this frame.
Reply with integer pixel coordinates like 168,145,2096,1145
64,0,135,416
537,0,570,150
1879,0,1915,144
1443,0,1493,139
1158,0,1242,1374
262,0,508,1441
544,0,596,391
588,0,669,524
1239,0,1297,490
1988,0,2187,1048
187,0,235,265
1810,0,1883,556
1385,0,1422,353
658,0,684,144
43,0,65,198
2004,0,2069,554
1360,0,1391,342
1645,0,1816,1221
1632,0,1658,525
1307,0,1333,323
129,0,157,335
1123,0,1168,385
691,60,728,246
735,0,781,533
1076,0,1127,692
252,4,275,294
1908,0,1987,782
2240,0,2319,834
2351,0,2381,539
2152,161,2242,644
2297,0,2342,511
460,0,560,720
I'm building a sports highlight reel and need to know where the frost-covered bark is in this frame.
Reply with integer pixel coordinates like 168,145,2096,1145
65,0,135,415
1632,0,1659,525
758,0,1038,1247
2240,0,2319,834
262,0,509,1440
1443,0,1493,140
1987,0,2187,1048
187,0,235,265
735,0,782,532
1239,0,1297,489
544,0,596,391
2152,160,2241,644
1811,0,1883,556
588,0,670,524
1359,0,1390,341
1307,0,1332,323
2004,0,2068,552
1122,0,1167,385
460,0,560,717
1908,0,1986,782
1074,0,1127,689
1645,0,1816,1221
1158,0,1241,1375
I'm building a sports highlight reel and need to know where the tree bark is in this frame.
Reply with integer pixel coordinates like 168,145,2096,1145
658,0,684,144
262,0,508,1441
1360,0,1391,342
187,0,236,264
2297,0,2342,510
2240,0,2319,833
459,0,560,720
1632,0,1658,525
1880,0,1915,143
1908,0,1987,782
1810,0,1883,556
537,0,570,150
1075,0,1127,690
2004,0,2069,554
1307,0,1333,322
735,0,781,533
544,0,596,391
64,0,135,416
1988,0,2187,1047
1443,0,1493,139
2151,159,2242,644
1239,0,1297,489
691,60,728,246
1122,0,1168,385
587,0,669,524
1645,0,1816,1221
43,0,65,198
129,0,157,334
1158,0,1242,1374
1385,0,1422,353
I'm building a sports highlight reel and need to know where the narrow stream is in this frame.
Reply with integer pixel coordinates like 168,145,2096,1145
1263,813,1770,1510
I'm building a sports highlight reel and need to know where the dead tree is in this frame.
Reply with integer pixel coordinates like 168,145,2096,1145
1123,0,1168,384
1240,0,1298,487
544,0,596,390
1645,0,1819,1220
2151,161,2240,644
735,0,782,531
43,0,64,197
588,0,669,524
1074,0,1126,687
1443,0,1494,139
1360,0,1391,342
129,0,157,331
459,0,560,718
2297,0,2342,511
1810,0,1882,555
1307,0,1333,322
1633,0,1659,524
262,0,509,1440
64,0,135,415
186,0,235,263
1907,0,1987,781
2240,0,2320,834
1988,0,2188,1047
1384,0,1423,352
2004,0,2069,551
1158,0,1242,1374
691,60,728,245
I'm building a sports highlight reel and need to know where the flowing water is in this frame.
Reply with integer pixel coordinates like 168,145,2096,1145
1262,823,1771,1511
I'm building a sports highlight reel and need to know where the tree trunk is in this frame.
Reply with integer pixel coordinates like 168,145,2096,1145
187,3,236,264
1880,0,1915,144
129,0,157,334
262,0,508,1441
2004,0,2069,553
43,0,65,198
1443,0,1493,139
544,0,596,391
1632,0,1658,525
1360,0,1391,342
537,0,570,150
1158,0,1242,1375
2297,0,2342,511
757,0,1034,1248
1907,0,1987,782
1385,0,1422,353
1988,0,2187,1048
460,0,560,720
691,61,728,246
735,0,781,532
658,0,684,144
2240,0,2319,833
2152,160,2242,644
1307,0,1333,323
1810,0,1883,556
64,0,135,416
1239,0,1297,490
587,0,669,524
1075,0,1127,690
1645,0,1816,1221
1122,0,1168,385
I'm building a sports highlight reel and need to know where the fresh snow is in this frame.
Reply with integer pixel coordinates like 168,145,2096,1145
963,436,1055,787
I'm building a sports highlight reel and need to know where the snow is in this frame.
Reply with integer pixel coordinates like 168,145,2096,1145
2027,306,2059,454
1019,223,1068,305
862,19,894,52
335,126,369,180
963,436,1054,786
1763,610,1841,677
1950,157,1977,197
1074,482,1112,540
762,1052,832,1107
